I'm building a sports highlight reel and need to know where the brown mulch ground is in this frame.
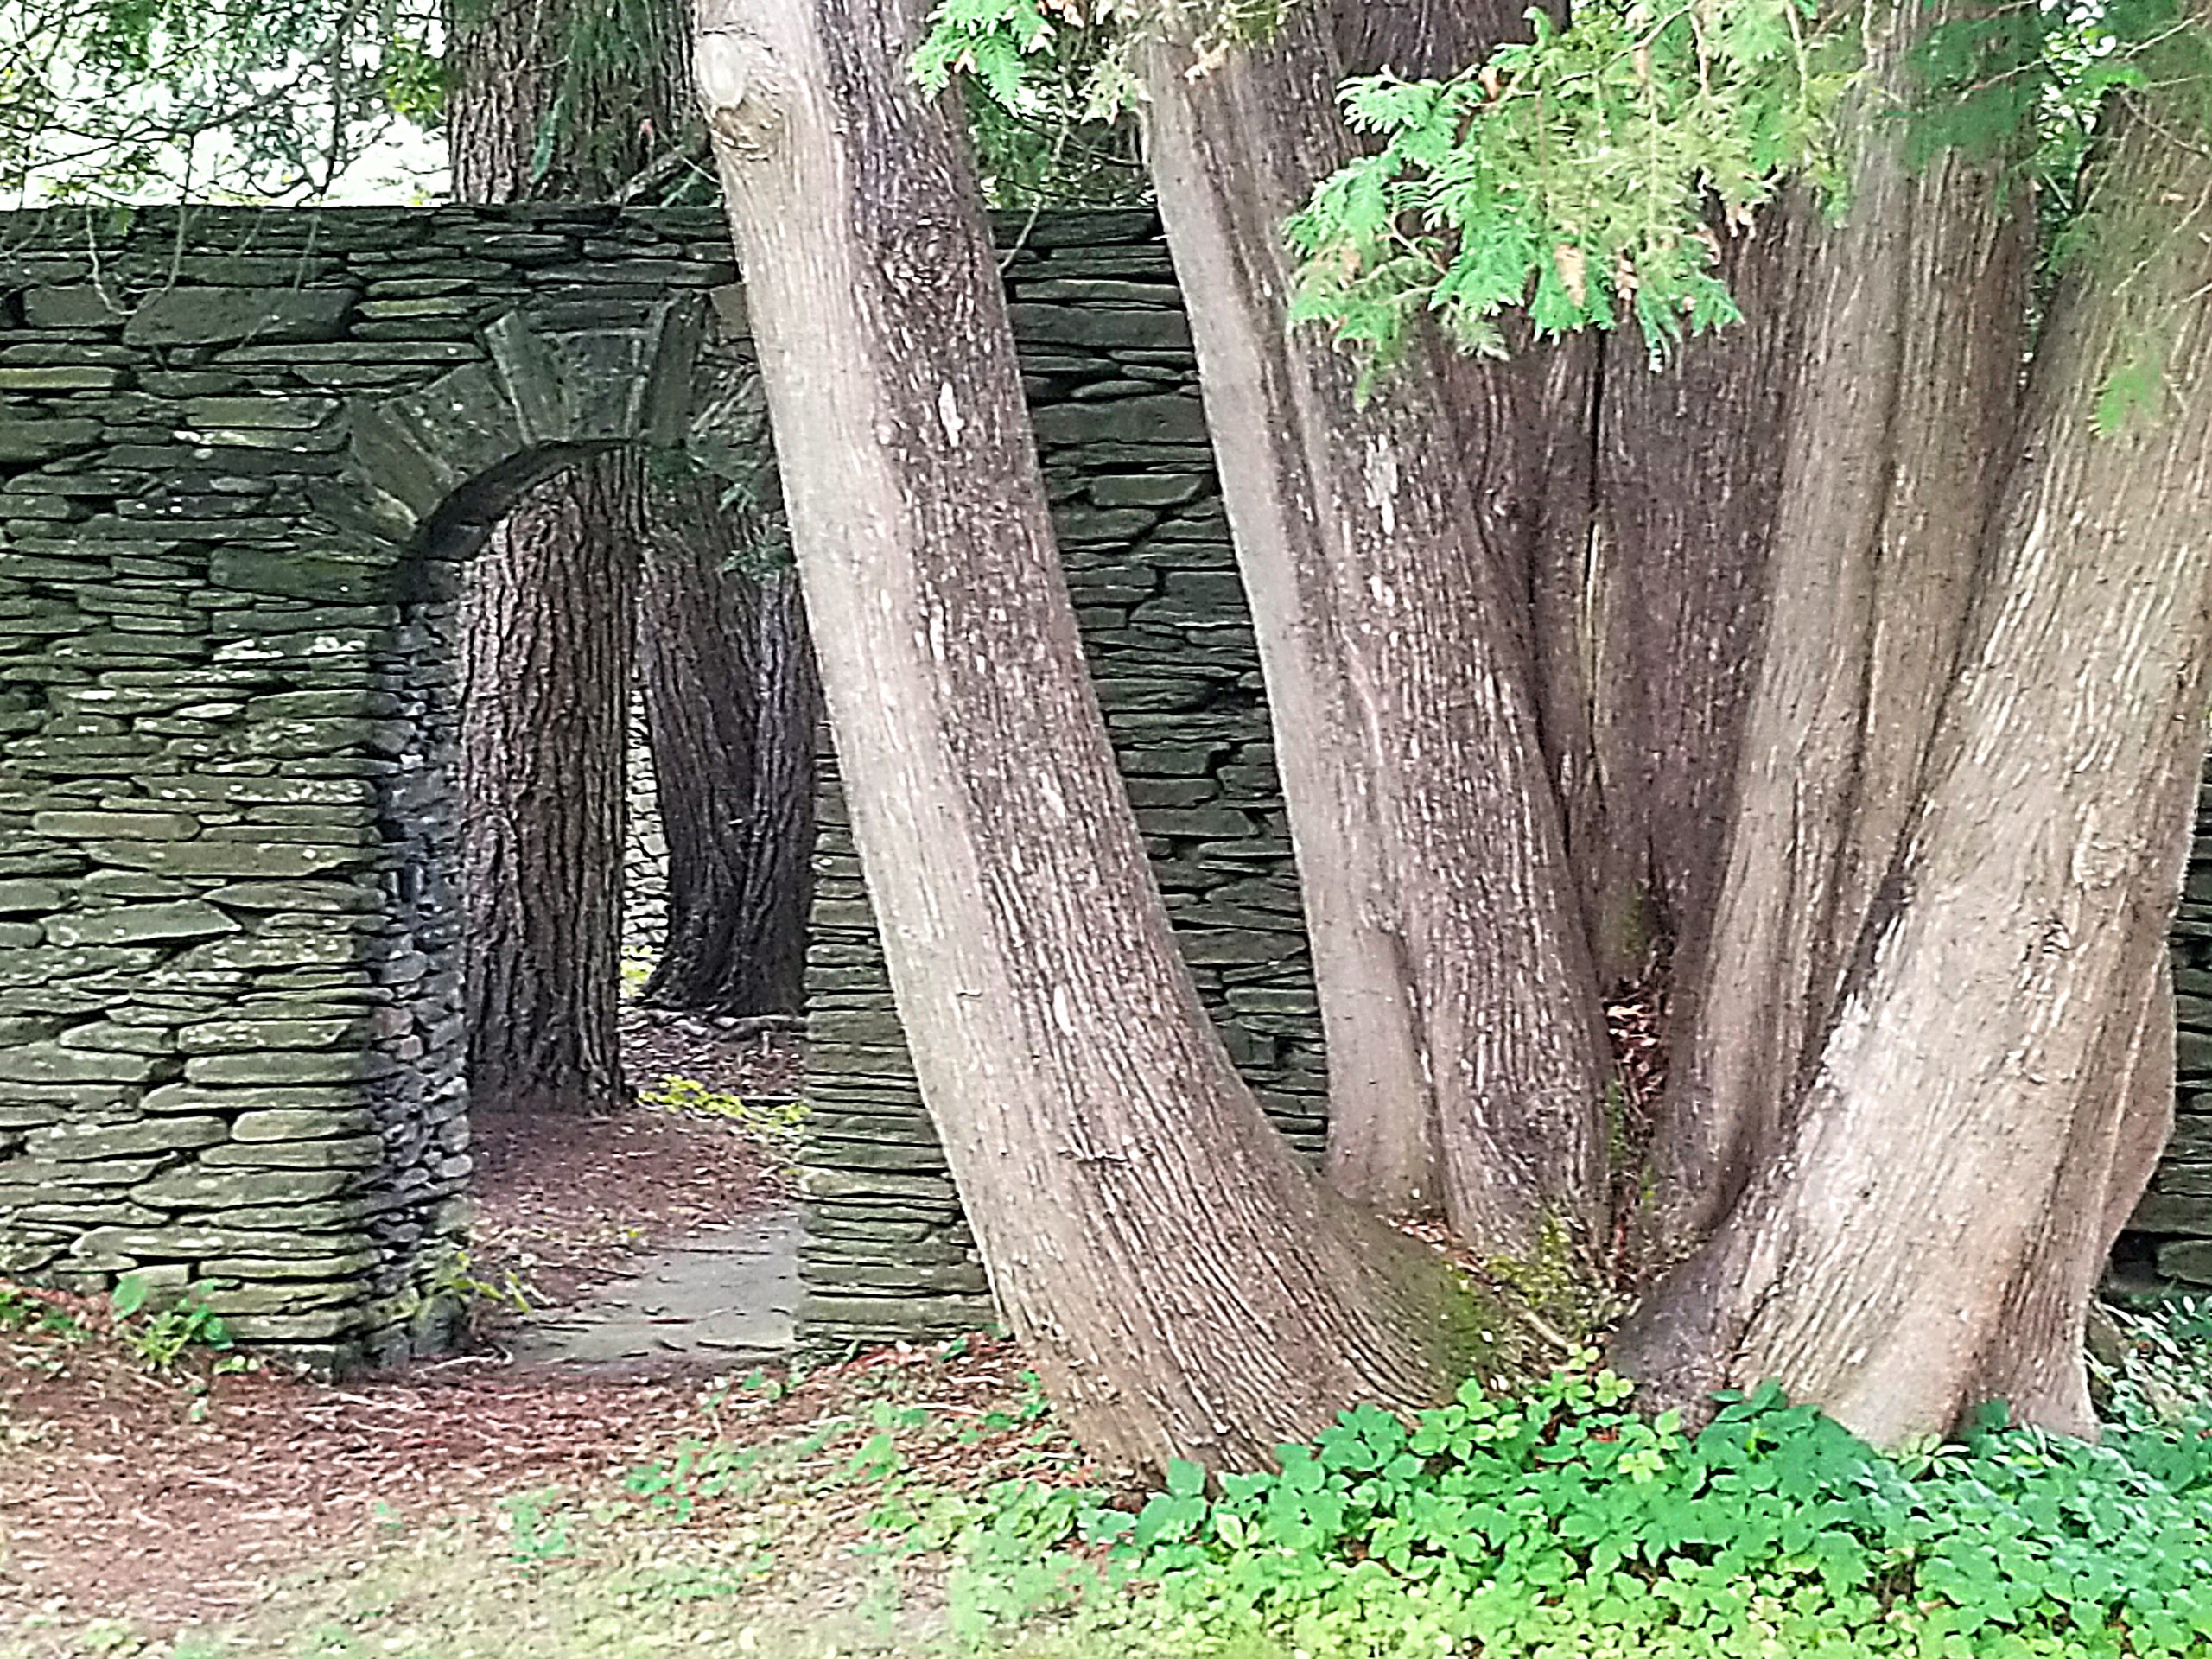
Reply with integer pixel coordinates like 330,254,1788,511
467,1103,767,1313
460,1021,802,1323
0,1020,817,1641
621,1007,805,1103
0,1342,711,1633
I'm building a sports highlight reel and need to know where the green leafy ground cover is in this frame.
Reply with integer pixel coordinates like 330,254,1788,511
8,1305,2212,1659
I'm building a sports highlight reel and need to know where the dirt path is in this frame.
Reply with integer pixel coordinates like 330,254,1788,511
0,1024,810,1643
503,1211,800,1375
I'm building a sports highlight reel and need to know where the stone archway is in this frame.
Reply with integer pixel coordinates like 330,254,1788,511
0,207,752,1368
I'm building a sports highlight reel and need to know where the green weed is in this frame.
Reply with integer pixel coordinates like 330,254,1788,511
639,1075,809,1168
109,1274,234,1371
0,1281,93,1344
1089,1357,2212,1658
427,1245,537,1316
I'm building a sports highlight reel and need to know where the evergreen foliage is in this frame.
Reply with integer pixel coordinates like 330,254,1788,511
0,0,441,201
916,0,2212,368
1282,0,1854,367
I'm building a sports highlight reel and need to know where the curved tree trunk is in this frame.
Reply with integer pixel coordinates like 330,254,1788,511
1645,73,2032,1261
698,0,1497,1471
1144,9,1611,1252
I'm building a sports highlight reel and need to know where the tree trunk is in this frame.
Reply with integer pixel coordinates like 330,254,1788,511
446,0,664,1116
1143,10,1611,1253
1643,75,2032,1261
452,0,802,1097
697,0,1498,1471
1568,232,1799,1001
457,463,643,1115
448,0,689,202
638,467,818,1017
728,571,818,1014
1616,73,2212,1439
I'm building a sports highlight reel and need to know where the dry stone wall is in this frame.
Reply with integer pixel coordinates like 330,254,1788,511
0,204,741,1368
2120,778,2212,1288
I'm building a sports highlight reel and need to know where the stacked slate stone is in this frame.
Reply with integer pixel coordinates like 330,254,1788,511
799,213,1326,1350
622,694,669,974
2121,777,2212,1289
0,204,740,1369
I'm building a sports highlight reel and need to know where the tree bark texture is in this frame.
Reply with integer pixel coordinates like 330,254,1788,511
698,0,1506,1472
1145,10,1611,1254
452,0,808,1096
457,464,644,1115
1641,18,2034,1264
448,0,671,1116
1140,0,2212,1445
448,0,690,202
639,467,819,1016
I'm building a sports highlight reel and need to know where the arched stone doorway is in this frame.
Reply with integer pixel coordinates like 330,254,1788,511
0,207,754,1367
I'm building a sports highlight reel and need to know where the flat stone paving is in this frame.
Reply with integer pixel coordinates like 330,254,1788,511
505,1209,799,1376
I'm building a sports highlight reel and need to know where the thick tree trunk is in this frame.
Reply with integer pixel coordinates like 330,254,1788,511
1144,11,1611,1252
1616,77,2212,1439
698,0,1497,1471
1637,17,2031,1263
457,463,643,1115
1568,234,1798,1001
638,467,818,1016
447,0,662,1116
453,0,804,1093
448,0,688,201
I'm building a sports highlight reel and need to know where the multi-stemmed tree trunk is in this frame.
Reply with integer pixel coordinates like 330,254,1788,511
448,0,819,1115
1144,0,2212,1445
1611,73,2212,1434
1141,6,1610,1252
702,0,2212,1463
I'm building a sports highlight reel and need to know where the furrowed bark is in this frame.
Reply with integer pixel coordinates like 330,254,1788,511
1642,16,2031,1262
637,468,762,1009
639,327,817,1017
727,571,819,1014
698,0,1496,1471
448,0,685,1113
1616,70,2212,1440
1145,10,1610,1251
458,463,642,1115
638,452,820,1018
1977,952,2174,1432
1572,232,1798,998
